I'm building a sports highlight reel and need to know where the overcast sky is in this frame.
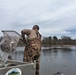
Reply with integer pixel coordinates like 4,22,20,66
0,0,76,39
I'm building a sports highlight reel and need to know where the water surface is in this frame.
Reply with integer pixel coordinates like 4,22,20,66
13,46,76,75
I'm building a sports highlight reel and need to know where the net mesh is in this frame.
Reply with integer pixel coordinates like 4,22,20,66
0,30,21,62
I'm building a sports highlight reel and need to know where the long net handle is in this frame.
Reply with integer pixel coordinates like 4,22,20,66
2,30,22,37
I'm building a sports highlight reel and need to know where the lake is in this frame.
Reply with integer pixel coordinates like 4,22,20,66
12,46,76,75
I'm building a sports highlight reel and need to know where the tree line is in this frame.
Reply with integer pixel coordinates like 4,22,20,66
42,36,76,46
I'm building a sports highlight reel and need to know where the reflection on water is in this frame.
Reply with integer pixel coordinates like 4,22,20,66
12,46,76,75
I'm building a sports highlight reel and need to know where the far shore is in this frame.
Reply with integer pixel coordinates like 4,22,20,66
42,45,76,47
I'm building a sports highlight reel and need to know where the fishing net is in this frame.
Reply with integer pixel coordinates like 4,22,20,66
0,30,21,62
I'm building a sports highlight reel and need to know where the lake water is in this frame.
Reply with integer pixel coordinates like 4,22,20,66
12,46,76,75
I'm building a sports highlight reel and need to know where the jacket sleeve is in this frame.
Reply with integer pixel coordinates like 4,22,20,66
21,29,31,35
21,29,31,43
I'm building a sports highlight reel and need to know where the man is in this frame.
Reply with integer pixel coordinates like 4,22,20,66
21,25,42,75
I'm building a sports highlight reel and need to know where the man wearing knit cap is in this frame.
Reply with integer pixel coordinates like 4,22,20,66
21,25,42,75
